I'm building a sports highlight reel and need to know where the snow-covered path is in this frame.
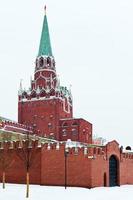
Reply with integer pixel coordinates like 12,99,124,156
0,184,133,200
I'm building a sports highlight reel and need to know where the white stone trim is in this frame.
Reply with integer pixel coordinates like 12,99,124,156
35,68,56,74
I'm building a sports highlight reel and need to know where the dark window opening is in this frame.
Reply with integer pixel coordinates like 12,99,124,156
39,57,44,67
62,129,67,136
47,57,51,65
72,128,78,135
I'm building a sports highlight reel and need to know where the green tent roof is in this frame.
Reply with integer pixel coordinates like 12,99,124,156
38,13,53,57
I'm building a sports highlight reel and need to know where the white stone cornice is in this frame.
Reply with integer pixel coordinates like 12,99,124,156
35,68,56,74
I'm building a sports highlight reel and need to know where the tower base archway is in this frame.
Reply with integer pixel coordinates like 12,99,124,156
109,155,119,187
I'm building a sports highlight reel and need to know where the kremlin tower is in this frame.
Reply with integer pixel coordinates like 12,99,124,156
18,7,92,144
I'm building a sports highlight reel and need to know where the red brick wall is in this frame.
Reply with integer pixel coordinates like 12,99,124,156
90,147,107,187
0,141,133,188
41,144,91,188
59,118,92,144
78,119,92,144
91,141,133,187
18,98,72,139
120,153,133,185
0,144,41,185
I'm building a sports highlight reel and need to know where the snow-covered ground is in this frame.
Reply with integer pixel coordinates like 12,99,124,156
0,184,133,200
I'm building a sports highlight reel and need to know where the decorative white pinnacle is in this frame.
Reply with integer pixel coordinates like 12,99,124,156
36,86,40,95
18,79,23,95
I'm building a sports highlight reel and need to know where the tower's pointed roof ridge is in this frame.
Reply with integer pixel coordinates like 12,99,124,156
38,6,53,57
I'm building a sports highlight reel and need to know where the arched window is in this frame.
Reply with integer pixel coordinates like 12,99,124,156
62,129,67,136
72,128,78,135
47,57,51,66
39,57,44,68
62,122,68,127
48,123,52,129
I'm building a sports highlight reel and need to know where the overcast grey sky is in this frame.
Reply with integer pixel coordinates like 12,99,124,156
0,0,133,146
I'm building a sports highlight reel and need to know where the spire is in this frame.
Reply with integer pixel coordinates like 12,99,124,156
44,5,46,15
18,79,23,95
38,6,53,57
